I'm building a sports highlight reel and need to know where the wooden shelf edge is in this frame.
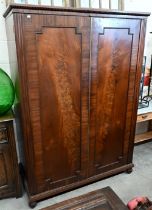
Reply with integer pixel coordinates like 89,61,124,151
137,112,152,123
135,131,152,143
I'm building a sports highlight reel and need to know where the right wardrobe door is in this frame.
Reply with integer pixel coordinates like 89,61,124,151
89,17,143,176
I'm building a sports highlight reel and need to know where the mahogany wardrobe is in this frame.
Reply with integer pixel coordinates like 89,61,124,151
4,4,149,207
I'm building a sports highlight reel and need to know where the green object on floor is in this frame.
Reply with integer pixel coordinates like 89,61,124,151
0,68,15,116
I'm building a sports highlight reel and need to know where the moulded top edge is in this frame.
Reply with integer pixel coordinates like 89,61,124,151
3,3,150,18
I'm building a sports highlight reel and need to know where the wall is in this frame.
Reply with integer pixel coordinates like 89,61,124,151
0,0,10,75
125,0,152,67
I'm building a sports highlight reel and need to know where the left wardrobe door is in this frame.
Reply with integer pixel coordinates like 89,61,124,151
16,14,90,194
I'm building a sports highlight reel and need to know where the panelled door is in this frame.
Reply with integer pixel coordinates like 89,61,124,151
89,17,141,176
20,13,90,194
0,123,15,198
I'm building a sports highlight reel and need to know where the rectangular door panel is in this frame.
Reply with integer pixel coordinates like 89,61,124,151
0,145,15,197
37,27,82,181
89,17,141,176
0,152,7,187
21,14,90,193
0,122,21,198
95,28,132,166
